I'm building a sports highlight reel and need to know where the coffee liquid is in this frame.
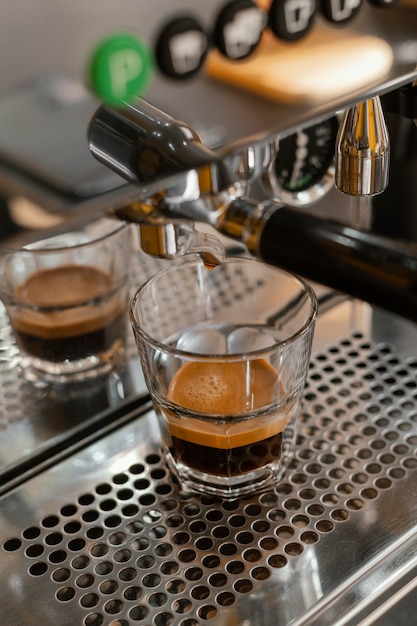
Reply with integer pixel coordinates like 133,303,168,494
10,265,126,362
166,359,287,477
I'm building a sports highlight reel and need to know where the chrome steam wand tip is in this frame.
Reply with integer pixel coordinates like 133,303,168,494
335,96,390,197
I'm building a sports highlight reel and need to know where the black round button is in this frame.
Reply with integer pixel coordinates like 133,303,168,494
320,0,363,24
269,0,316,41
213,0,266,60
154,16,209,79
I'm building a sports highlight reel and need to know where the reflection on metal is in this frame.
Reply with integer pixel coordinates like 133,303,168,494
137,222,225,265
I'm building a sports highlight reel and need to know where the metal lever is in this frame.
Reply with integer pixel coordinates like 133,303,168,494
335,96,390,196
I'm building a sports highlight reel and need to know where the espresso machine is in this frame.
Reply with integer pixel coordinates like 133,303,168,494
1,2,417,625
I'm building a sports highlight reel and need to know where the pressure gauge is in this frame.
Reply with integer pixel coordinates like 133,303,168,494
264,115,339,207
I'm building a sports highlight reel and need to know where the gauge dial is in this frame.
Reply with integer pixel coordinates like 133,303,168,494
270,115,339,207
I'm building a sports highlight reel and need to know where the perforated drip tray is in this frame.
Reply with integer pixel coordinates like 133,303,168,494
1,332,417,626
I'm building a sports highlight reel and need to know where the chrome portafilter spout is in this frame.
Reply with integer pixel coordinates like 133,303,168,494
335,96,390,196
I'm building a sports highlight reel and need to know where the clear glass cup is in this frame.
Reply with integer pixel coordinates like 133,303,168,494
130,256,317,498
0,219,132,383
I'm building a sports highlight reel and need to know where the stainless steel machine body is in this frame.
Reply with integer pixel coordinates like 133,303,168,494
0,3,416,236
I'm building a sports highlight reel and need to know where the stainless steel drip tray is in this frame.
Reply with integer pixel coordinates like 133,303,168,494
1,330,417,626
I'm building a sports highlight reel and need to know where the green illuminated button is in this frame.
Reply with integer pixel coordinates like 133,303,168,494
89,32,153,105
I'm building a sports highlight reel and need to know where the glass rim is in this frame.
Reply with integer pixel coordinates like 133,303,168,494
0,219,130,255
129,256,318,360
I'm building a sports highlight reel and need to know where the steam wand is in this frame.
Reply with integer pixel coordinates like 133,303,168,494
335,96,390,196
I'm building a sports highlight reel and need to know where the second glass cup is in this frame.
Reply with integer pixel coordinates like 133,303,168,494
130,257,317,498
0,219,132,383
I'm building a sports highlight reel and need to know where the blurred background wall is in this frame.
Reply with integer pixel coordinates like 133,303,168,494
0,1,221,95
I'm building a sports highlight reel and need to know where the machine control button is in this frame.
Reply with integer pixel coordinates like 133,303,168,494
320,0,363,24
88,32,154,105
154,16,209,79
269,0,316,41
214,0,266,59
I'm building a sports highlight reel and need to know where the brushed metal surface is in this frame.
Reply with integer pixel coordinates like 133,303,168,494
0,330,417,625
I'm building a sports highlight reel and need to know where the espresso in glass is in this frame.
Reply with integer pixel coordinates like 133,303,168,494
164,358,290,477
9,264,127,364
152,321,299,496
130,257,317,498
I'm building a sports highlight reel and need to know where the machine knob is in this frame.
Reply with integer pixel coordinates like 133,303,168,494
154,16,209,79
269,0,316,41
214,0,266,59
